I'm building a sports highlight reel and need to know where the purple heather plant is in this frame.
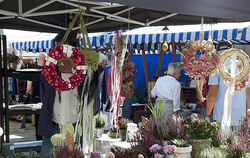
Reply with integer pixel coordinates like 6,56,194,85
55,144,84,158
237,118,249,134
144,116,187,141
226,132,250,158
149,144,177,158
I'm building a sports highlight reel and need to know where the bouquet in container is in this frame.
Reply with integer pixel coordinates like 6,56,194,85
120,59,136,98
50,122,84,158
149,144,177,158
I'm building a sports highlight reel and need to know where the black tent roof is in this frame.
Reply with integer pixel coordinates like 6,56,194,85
0,0,248,33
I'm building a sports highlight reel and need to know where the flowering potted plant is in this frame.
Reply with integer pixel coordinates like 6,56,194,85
120,59,136,99
171,139,192,158
226,132,250,158
7,51,20,70
50,122,84,158
118,118,130,141
149,144,177,158
94,112,107,138
183,114,219,158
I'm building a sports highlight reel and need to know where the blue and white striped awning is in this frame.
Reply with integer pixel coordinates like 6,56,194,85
11,40,53,53
11,26,250,52
89,27,250,47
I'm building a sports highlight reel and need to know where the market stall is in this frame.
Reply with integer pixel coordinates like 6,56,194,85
0,0,250,157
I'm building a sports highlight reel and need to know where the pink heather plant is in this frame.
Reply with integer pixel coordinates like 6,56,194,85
154,153,164,158
150,144,161,152
150,144,176,157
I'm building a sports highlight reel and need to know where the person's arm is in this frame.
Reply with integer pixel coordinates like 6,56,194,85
27,81,33,95
246,87,250,123
205,85,218,121
106,68,111,101
205,73,219,121
173,83,181,113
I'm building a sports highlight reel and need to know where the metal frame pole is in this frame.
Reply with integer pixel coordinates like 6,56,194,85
0,35,4,154
2,35,9,143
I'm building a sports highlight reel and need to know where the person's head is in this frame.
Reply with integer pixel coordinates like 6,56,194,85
98,53,107,68
53,31,79,47
38,53,46,66
167,63,181,80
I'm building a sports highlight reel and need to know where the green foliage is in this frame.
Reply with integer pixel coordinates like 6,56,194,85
184,118,219,139
146,100,170,118
94,112,107,129
172,139,189,147
118,118,130,130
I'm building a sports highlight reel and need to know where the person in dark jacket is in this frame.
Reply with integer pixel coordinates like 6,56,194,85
38,31,81,158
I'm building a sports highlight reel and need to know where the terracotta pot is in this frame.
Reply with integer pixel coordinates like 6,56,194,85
119,129,127,141
189,139,211,158
174,145,192,158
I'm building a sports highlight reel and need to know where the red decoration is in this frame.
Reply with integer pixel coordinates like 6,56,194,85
43,45,86,91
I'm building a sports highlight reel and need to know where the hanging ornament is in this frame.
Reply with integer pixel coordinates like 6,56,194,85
162,41,168,52
43,45,87,91
218,48,249,91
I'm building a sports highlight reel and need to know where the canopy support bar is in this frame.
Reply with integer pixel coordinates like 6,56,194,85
147,13,178,26
23,0,56,16
74,7,135,29
69,0,118,6
18,0,22,15
18,17,66,30
0,9,18,16
57,0,145,26
0,16,15,20
24,9,79,17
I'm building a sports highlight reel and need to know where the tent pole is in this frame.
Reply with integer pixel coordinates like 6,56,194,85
0,35,4,154
171,41,177,63
156,48,164,77
23,0,56,16
129,49,133,61
142,50,149,90
2,35,9,143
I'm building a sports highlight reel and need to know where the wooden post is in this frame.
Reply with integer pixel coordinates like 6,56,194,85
129,49,133,61
156,49,164,77
142,50,149,90
171,42,177,63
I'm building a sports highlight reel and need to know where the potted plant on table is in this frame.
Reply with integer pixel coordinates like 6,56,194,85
183,114,219,158
171,139,192,158
94,112,107,138
118,118,130,141
7,51,20,70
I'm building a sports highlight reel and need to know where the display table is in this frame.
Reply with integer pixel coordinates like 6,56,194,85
3,103,42,115
93,134,131,153
9,69,42,82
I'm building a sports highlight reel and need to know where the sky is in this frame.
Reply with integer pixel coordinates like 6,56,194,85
3,21,250,43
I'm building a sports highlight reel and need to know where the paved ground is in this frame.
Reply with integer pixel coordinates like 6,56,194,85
9,120,36,143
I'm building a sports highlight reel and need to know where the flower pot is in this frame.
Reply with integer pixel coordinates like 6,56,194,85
8,62,17,70
94,128,104,138
108,130,119,138
189,139,211,158
174,145,192,158
119,129,127,141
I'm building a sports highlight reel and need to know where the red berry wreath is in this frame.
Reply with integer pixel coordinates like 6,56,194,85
42,45,87,91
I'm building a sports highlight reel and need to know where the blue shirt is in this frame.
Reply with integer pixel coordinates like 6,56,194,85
208,72,250,125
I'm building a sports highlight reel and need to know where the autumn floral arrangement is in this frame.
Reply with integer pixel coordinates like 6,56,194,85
50,122,84,158
120,59,136,98
180,40,220,79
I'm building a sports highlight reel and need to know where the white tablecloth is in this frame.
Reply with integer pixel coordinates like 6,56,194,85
93,134,131,154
